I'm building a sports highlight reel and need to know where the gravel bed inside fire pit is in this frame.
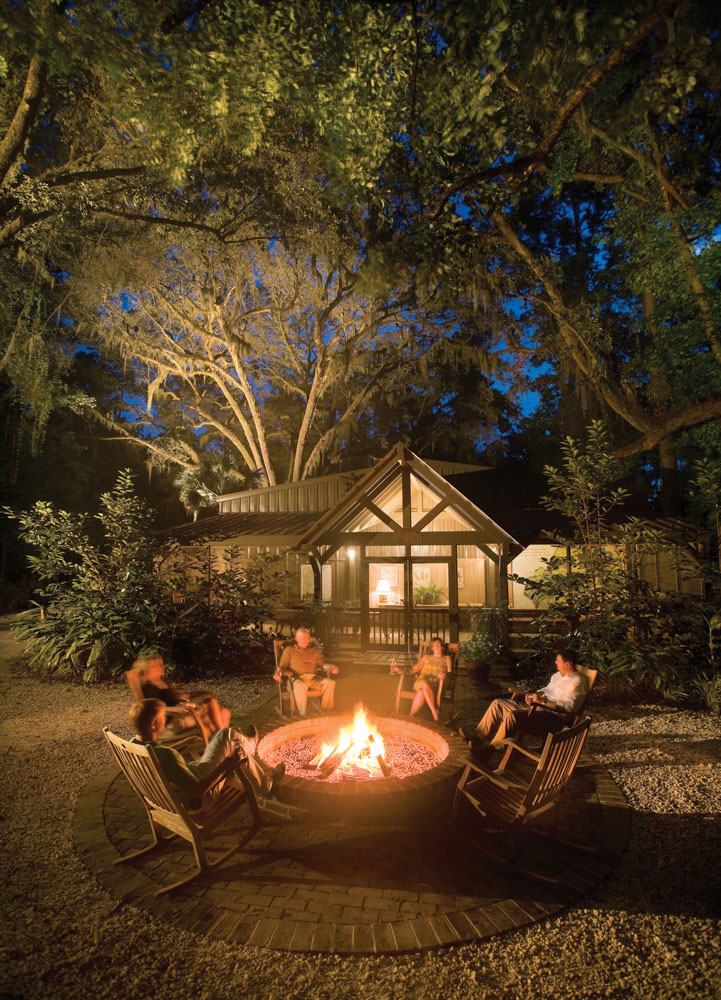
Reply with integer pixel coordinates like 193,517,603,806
262,734,440,781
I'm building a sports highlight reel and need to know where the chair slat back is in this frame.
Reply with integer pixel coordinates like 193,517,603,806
124,669,144,702
527,717,590,809
577,665,598,711
273,639,287,669
579,664,598,693
103,727,182,815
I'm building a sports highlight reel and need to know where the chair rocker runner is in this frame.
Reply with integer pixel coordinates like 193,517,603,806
103,727,262,894
451,717,591,860
393,641,460,720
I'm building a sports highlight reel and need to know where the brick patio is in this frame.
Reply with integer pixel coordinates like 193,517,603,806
74,667,630,954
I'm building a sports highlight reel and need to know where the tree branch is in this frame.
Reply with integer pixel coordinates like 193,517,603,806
431,0,679,216
614,396,721,458
0,54,47,187
44,166,145,187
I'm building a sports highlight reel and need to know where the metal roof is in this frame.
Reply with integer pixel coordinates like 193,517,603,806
156,511,320,545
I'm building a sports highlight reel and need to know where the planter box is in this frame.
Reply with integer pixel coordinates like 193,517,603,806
463,660,491,684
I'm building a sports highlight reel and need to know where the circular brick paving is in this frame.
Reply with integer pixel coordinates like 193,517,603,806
73,751,630,954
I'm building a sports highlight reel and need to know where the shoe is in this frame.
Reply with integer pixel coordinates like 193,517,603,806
265,763,285,798
231,725,258,759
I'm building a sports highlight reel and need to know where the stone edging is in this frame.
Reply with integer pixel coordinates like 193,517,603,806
73,757,630,955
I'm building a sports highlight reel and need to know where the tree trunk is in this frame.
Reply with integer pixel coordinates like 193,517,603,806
658,437,679,516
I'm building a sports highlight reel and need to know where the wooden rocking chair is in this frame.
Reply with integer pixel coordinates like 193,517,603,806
103,727,262,894
393,641,460,720
451,716,591,859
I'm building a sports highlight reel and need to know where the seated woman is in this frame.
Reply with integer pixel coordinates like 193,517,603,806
394,637,451,722
132,653,230,736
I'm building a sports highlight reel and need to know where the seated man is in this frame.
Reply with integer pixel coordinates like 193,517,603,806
461,647,589,756
274,627,338,716
133,653,230,735
128,698,283,803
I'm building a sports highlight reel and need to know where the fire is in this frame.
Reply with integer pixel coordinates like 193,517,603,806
309,704,389,778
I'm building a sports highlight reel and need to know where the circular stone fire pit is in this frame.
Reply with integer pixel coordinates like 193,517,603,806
257,713,469,825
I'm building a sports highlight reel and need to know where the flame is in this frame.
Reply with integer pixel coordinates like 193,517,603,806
313,703,386,776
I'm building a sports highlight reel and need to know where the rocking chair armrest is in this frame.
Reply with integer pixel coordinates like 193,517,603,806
507,687,526,702
462,759,528,791
499,736,542,763
165,702,210,745
191,750,243,797
187,689,218,703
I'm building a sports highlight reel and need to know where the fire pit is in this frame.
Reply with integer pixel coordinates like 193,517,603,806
257,706,469,825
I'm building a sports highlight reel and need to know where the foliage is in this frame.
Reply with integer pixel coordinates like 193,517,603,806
412,581,447,605
174,459,263,522
460,606,508,664
3,0,720,506
513,423,717,703
164,547,285,675
690,458,721,572
4,470,170,679
3,473,280,680
690,671,721,715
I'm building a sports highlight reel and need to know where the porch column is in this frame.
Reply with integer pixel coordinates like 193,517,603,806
498,543,510,612
308,554,322,602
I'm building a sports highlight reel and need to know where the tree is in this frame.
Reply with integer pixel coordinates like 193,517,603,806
4,0,719,493
389,0,721,498
175,458,264,521
76,224,498,483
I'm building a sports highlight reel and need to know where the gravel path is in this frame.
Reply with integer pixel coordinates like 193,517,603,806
1,624,720,1000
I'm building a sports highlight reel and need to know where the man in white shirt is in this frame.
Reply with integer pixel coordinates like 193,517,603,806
462,648,589,754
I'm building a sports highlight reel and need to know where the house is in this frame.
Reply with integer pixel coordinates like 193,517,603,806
159,444,520,652
159,443,706,653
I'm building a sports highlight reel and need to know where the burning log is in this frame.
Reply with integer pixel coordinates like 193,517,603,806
319,744,353,778
304,704,392,780
368,734,391,776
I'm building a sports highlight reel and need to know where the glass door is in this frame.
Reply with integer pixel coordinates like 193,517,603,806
411,560,452,645
363,559,407,650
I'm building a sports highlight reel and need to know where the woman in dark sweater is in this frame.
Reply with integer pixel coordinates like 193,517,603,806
133,654,230,734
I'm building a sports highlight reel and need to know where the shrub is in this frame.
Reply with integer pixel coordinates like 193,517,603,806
511,422,718,705
4,473,283,680
5,471,172,679
167,547,285,675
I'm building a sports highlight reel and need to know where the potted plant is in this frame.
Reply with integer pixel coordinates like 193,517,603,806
459,636,505,683
460,607,509,683
413,581,447,605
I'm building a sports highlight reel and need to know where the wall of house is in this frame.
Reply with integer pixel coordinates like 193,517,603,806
508,543,705,608
217,474,355,514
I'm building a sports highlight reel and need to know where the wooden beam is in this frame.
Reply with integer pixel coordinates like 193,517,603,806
362,498,403,532
412,499,452,532
402,466,411,530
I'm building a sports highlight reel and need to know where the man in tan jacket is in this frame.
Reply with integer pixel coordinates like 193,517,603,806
274,628,338,715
